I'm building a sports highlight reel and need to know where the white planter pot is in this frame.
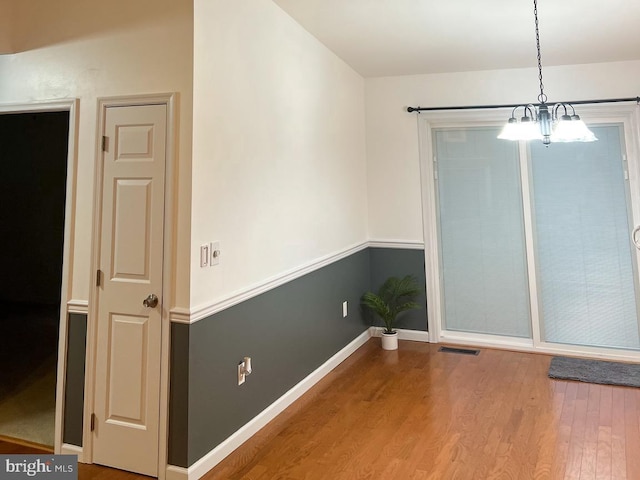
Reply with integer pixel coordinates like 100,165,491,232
381,331,398,350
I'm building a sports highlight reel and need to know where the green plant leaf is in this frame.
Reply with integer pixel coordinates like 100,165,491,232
361,275,422,331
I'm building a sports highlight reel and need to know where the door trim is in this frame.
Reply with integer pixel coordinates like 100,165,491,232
0,99,79,456
86,94,177,479
418,102,640,362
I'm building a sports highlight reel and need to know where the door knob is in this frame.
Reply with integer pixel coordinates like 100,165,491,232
632,225,640,249
143,294,159,308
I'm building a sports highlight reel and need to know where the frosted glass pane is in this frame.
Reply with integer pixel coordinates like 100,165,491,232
436,128,531,338
531,125,640,350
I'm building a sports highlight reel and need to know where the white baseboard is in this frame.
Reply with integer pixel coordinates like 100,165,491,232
369,327,430,343
165,465,188,480
168,328,372,480
60,443,83,462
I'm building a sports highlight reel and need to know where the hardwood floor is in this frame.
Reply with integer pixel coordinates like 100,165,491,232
204,340,640,480
0,439,151,480
3,339,640,479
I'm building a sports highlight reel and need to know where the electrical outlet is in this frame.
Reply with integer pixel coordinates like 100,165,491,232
342,301,348,318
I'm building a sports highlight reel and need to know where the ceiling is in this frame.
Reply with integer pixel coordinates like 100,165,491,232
273,0,640,78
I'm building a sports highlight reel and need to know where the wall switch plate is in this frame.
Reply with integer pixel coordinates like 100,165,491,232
342,301,348,318
210,241,221,266
200,244,209,267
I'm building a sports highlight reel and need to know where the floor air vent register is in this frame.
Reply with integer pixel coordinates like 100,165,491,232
438,346,480,356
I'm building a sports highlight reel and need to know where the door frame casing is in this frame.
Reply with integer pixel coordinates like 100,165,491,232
0,99,79,455
418,102,640,362
86,93,177,479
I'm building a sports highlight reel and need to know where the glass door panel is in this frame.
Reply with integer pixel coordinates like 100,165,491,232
435,127,532,338
530,125,640,350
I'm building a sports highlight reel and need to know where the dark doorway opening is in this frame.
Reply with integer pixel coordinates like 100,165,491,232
0,111,70,448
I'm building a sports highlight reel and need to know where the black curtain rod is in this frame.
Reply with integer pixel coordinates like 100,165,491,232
406,96,640,113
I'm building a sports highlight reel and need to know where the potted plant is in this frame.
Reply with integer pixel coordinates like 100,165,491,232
361,275,422,350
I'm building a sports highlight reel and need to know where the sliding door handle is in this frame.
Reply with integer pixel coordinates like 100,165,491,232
632,225,640,249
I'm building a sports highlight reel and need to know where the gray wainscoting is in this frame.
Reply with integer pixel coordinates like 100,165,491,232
167,246,427,467
63,313,87,446
170,249,371,467
369,247,427,331
58,247,427,465
168,323,190,467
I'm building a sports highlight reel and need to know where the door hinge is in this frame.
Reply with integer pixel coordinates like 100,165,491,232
102,135,108,152
96,269,102,287
90,413,96,432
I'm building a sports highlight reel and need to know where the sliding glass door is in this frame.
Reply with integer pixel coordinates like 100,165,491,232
531,125,640,350
435,127,532,338
432,118,640,353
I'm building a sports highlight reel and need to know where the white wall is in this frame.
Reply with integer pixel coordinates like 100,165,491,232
0,0,193,309
191,0,368,308
365,60,640,242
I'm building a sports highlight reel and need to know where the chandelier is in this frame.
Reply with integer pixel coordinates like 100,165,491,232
498,0,597,145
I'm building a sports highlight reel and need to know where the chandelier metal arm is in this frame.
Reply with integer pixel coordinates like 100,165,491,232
552,103,570,119
524,104,536,120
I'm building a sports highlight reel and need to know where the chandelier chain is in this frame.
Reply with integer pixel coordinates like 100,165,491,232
534,0,547,104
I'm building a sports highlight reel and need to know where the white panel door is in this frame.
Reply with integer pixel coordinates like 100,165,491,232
93,104,167,476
